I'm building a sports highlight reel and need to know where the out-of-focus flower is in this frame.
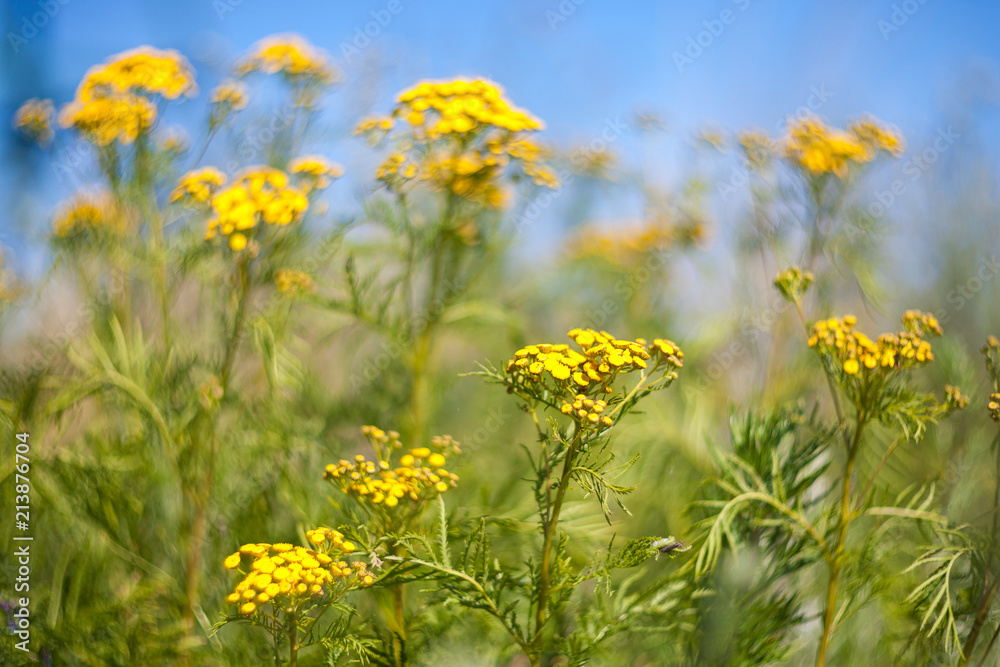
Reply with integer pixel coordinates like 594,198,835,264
59,95,157,146
51,190,126,237
774,266,815,303
209,80,248,127
237,34,337,106
737,130,774,169
274,268,314,296
289,155,343,191
781,114,902,179
204,167,308,251
75,47,197,101
156,127,189,154
171,167,227,204
13,98,55,144
374,79,558,208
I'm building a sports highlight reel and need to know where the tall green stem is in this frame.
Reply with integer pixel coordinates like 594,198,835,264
532,429,582,666
816,410,865,667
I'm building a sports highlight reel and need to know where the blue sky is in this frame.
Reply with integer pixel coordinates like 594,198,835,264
2,0,999,273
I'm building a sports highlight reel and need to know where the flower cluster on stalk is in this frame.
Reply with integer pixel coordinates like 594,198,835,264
222,535,372,616
58,47,196,146
324,426,460,512
361,79,558,207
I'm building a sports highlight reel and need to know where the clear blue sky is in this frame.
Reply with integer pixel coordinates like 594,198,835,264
2,0,999,272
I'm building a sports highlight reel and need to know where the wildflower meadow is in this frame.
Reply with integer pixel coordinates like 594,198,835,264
2,5,1000,666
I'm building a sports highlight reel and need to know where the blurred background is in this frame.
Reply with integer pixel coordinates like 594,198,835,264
2,1,1000,665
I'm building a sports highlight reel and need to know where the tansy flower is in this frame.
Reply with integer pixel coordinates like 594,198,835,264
274,268,314,295
14,98,55,144
324,427,460,514
171,167,227,204
237,34,337,89
51,190,126,237
290,155,344,191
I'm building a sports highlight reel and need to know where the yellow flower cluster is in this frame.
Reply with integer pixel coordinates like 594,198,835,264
211,80,248,111
275,268,314,296
989,393,1000,424
506,329,683,395
323,426,459,510
237,34,337,89
171,167,227,204
14,98,55,144
222,538,372,616
560,394,614,429
51,190,124,237
355,115,395,136
568,220,704,265
59,95,156,146
396,79,542,135
76,47,196,101
774,266,815,303
943,384,969,411
209,80,248,127
738,130,774,169
849,117,905,159
205,167,309,251
376,79,558,207
782,115,902,178
808,312,940,377
59,47,195,146
290,155,344,191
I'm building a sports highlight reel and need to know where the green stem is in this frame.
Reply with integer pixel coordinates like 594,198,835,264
816,410,866,667
533,429,582,666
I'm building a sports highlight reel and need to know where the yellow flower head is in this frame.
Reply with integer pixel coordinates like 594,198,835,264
374,78,556,207
808,312,940,387
204,167,308,251
76,47,197,102
738,130,774,168
289,155,344,191
274,268,315,296
52,190,126,237
211,79,248,111
14,98,55,144
324,427,460,513
171,167,227,204
849,117,904,159
505,329,682,399
223,538,371,614
59,94,157,146
782,115,869,178
237,34,338,90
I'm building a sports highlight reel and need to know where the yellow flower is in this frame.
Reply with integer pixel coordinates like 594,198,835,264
13,98,55,144
171,167,227,204
76,47,196,102
782,115,870,178
275,268,314,296
59,94,157,146
51,190,126,237
211,80,248,111
204,167,308,250
237,34,338,96
290,155,344,191
223,553,242,569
